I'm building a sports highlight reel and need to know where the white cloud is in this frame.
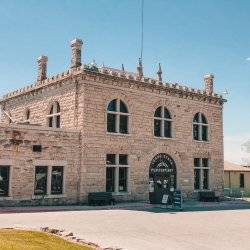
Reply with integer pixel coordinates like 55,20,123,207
224,133,250,165
246,57,250,61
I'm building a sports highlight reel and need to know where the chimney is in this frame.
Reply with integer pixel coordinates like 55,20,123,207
71,38,83,68
204,74,214,95
137,58,143,79
157,63,162,82
37,55,48,82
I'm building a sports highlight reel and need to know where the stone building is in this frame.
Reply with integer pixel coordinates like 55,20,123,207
0,38,226,206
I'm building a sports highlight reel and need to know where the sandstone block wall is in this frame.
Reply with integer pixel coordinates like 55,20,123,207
0,69,225,204
0,124,81,206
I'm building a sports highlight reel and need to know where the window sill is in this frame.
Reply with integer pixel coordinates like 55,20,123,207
0,196,13,201
112,192,131,196
32,194,67,199
106,132,131,137
193,140,210,144
154,136,174,140
194,189,211,192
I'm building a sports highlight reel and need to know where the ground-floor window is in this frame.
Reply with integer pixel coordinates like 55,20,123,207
194,158,209,190
0,166,10,197
240,173,245,188
34,166,48,195
51,166,64,195
106,154,128,193
34,166,64,196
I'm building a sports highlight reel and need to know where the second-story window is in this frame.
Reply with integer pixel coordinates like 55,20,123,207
193,112,208,141
154,106,172,138
24,108,30,122
107,99,129,134
47,102,61,128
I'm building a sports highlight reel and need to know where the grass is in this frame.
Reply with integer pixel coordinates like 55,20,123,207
0,229,93,250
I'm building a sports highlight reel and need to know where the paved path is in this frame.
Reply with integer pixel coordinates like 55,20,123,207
0,206,249,250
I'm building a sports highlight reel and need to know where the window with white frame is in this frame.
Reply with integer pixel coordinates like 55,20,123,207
106,154,128,193
47,102,61,128
193,112,208,141
154,106,172,138
34,166,64,196
194,158,209,190
107,99,129,134
0,166,10,197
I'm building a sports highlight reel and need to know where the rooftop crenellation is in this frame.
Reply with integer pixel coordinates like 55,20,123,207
0,38,226,104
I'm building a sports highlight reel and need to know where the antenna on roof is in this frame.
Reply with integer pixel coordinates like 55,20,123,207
140,0,144,62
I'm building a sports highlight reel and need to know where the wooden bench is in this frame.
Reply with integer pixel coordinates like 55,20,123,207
199,191,219,202
88,192,116,206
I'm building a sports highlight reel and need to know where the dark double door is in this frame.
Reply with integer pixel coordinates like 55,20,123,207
149,153,176,204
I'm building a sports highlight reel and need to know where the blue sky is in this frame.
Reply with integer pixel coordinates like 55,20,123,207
0,0,249,163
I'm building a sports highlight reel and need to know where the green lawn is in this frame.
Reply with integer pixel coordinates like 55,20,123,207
0,229,93,250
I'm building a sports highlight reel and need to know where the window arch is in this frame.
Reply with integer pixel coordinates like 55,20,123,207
154,106,172,138
193,112,208,141
107,99,129,134
47,102,61,128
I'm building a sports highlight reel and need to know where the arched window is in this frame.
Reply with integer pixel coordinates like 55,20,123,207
24,108,30,122
154,106,172,138
47,102,61,128
193,112,208,141
107,99,129,134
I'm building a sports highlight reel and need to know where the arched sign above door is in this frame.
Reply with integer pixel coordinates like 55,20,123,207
149,153,177,204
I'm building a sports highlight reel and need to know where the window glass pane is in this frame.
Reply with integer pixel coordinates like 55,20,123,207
193,124,199,140
26,109,30,120
240,174,245,188
34,166,47,195
56,115,60,128
119,167,127,192
164,121,171,138
201,114,207,124
194,168,200,190
106,154,116,165
203,169,209,189
164,108,171,119
119,154,128,165
50,105,54,114
193,113,199,123
154,107,162,118
119,115,128,134
51,166,63,195
194,158,200,168
106,167,115,192
202,158,208,168
107,114,116,133
49,117,53,128
120,101,128,113
202,126,208,141
0,166,10,197
56,102,60,113
154,119,161,137
107,99,117,112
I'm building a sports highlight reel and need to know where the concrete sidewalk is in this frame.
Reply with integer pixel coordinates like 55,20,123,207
0,199,250,214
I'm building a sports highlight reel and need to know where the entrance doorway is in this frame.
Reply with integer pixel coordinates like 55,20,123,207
149,153,176,204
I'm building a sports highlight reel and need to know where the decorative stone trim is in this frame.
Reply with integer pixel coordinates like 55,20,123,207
0,66,226,106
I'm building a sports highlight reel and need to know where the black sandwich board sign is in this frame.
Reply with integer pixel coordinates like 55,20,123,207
172,190,182,210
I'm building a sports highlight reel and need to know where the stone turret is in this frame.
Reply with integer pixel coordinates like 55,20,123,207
37,55,48,82
71,38,83,68
157,63,162,82
137,58,143,79
204,74,214,95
